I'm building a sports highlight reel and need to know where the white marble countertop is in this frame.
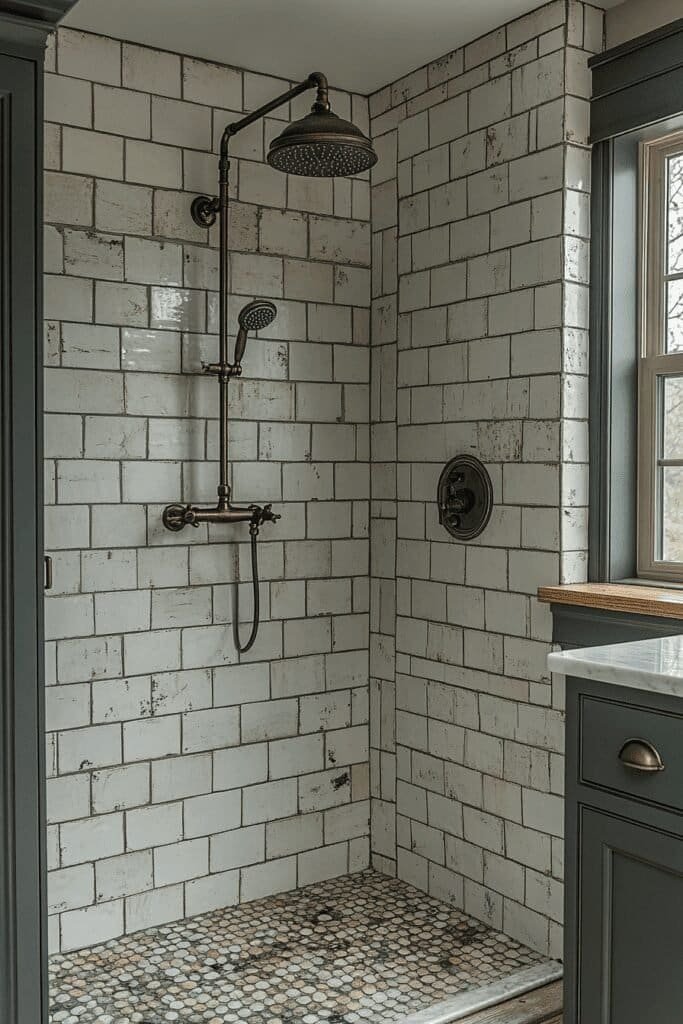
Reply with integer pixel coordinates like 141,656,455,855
548,635,683,697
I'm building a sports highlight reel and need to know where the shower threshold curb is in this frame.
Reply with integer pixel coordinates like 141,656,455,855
398,962,563,1024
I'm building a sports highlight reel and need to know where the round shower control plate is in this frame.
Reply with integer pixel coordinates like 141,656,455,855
437,455,493,541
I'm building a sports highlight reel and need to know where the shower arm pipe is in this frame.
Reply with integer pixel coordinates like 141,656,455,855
205,72,329,511
220,72,329,158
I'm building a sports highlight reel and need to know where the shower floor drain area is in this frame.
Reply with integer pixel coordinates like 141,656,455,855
49,870,558,1024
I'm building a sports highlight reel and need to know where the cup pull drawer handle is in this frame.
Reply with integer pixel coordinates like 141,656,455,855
618,738,665,773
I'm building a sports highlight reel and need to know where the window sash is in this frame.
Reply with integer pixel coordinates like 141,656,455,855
638,131,683,580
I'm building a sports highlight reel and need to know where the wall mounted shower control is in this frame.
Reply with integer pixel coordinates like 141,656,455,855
437,455,493,541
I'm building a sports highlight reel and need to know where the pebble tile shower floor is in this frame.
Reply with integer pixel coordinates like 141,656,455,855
48,871,553,1024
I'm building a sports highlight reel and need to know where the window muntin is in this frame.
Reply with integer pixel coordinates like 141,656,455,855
638,132,683,579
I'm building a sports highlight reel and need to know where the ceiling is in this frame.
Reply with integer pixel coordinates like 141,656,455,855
64,0,621,96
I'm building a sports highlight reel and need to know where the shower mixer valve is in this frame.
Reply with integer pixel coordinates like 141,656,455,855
162,500,280,533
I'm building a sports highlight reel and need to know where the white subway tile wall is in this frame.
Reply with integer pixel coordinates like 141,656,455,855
45,28,371,953
368,0,600,960
46,2,601,961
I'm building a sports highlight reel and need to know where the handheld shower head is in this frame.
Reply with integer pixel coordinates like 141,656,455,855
233,299,278,370
238,299,278,333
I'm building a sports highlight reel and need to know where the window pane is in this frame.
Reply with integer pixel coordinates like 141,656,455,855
667,279,683,352
668,153,683,275
662,466,683,562
662,376,683,458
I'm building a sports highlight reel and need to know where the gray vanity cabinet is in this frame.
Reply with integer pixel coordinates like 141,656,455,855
564,677,683,1024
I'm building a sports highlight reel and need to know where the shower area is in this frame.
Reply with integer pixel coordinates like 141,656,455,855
45,2,596,1020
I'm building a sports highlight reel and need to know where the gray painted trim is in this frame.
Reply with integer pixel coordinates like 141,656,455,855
0,1,74,26
588,134,639,583
0,46,45,1024
0,3,79,1020
590,18,683,142
589,16,683,71
0,46,43,1024
587,140,614,582
588,96,683,581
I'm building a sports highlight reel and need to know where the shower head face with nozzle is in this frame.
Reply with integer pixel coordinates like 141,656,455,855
267,106,377,178
233,300,278,370
238,299,278,333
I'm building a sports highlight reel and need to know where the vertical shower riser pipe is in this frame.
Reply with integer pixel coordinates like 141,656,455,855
213,74,328,511
218,142,231,511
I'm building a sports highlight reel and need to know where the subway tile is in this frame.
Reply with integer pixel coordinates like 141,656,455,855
61,900,123,953
62,127,123,180
45,73,92,128
125,237,183,287
57,459,120,504
211,825,264,872
60,812,124,866
184,790,241,839
59,30,121,85
96,281,148,327
92,675,152,723
44,274,92,323
151,753,212,803
240,855,296,901
96,850,153,901
47,774,90,824
125,883,183,932
96,181,153,235
185,870,239,916
243,779,297,825
126,802,183,850
94,84,150,139
154,837,208,886
182,707,239,753
48,863,94,914
46,171,95,227
151,96,212,151
84,416,145,459
123,43,181,98
57,635,122,685
123,716,180,762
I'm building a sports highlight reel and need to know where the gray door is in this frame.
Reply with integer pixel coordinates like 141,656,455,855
578,807,683,1023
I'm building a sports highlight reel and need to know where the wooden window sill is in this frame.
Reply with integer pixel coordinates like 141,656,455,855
537,582,683,621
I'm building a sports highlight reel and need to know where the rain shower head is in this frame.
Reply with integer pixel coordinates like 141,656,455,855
233,299,278,371
267,72,376,178
268,106,377,177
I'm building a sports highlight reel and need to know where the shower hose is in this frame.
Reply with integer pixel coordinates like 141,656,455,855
234,525,260,654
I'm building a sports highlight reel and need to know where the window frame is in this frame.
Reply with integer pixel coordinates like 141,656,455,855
587,15,683,585
637,130,683,581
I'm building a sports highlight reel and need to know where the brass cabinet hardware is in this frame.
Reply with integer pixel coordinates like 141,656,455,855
618,738,665,773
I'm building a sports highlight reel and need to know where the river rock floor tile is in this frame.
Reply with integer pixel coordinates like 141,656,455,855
49,869,551,1024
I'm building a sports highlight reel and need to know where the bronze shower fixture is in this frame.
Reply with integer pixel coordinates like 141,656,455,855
162,72,377,651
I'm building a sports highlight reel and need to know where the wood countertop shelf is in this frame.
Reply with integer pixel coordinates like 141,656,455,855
537,582,683,622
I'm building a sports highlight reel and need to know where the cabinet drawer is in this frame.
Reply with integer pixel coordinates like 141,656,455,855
580,695,683,814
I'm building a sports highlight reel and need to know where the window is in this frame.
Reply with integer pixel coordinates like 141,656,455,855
638,131,683,580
